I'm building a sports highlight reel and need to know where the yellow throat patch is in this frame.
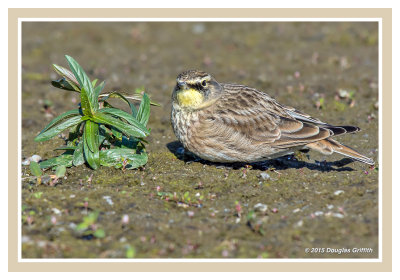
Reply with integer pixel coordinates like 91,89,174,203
176,88,204,108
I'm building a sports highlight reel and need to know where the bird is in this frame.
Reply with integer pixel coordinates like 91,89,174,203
171,70,374,166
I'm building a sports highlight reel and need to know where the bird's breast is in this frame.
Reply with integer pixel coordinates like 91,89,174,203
171,104,200,149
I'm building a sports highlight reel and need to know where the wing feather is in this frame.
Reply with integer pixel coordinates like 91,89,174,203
198,84,331,148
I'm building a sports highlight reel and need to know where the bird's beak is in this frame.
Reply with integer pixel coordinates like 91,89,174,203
177,81,187,90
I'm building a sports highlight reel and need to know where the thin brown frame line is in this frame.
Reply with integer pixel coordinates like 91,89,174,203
9,8,391,272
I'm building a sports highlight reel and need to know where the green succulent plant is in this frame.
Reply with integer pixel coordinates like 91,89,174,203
34,55,157,170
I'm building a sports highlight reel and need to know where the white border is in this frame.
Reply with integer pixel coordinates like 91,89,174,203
18,18,383,263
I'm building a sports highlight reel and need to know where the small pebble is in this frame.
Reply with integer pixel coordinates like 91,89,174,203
259,172,270,180
31,155,41,162
254,203,268,213
295,220,303,227
314,211,324,216
52,208,61,215
332,213,344,219
192,23,205,34
21,236,31,243
338,89,349,98
22,155,42,165
121,214,129,225
292,208,300,213
334,190,344,196
103,196,114,206
187,211,194,217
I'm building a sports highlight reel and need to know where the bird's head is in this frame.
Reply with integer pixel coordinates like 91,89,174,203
172,70,222,109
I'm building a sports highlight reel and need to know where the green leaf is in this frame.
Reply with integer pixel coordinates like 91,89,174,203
76,211,99,231
75,223,88,231
101,91,160,107
119,135,139,149
111,127,123,140
39,154,74,169
83,123,99,170
93,229,105,238
126,246,136,258
73,141,85,166
29,161,42,177
99,107,148,133
36,109,80,136
110,127,122,140
51,78,79,92
54,146,77,151
87,211,99,223
85,120,100,153
35,115,83,142
99,91,137,116
100,149,148,169
65,55,97,110
91,79,98,88
33,192,43,199
52,64,80,91
93,111,148,138
94,80,106,104
55,165,66,178
136,93,150,126
80,88,93,117
99,124,120,142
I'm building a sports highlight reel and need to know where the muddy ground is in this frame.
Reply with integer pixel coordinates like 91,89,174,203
21,22,379,258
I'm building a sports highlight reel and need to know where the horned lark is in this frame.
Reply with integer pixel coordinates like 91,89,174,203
171,70,374,165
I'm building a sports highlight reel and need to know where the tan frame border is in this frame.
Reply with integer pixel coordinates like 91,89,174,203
9,8,392,272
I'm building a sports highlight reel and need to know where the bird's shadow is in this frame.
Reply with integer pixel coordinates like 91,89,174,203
166,141,355,172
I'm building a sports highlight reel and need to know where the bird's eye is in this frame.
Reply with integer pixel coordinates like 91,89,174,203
201,80,207,87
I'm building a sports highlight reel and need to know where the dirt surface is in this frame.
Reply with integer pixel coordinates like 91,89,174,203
21,22,379,258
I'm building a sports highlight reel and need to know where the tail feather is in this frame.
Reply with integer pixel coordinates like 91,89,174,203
323,125,361,136
306,138,375,165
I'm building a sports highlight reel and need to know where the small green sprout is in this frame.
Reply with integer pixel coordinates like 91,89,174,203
126,245,136,258
55,165,66,179
337,89,356,108
32,192,43,199
76,211,105,239
29,161,42,185
334,100,346,111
